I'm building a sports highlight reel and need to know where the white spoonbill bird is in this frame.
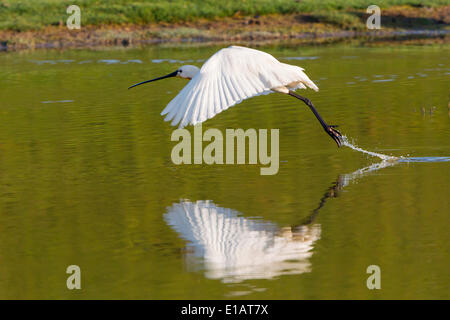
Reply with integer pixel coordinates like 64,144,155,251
129,45,342,147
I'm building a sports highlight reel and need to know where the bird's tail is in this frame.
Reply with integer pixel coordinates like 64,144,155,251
299,70,319,92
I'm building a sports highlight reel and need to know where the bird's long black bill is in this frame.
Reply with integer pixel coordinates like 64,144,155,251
128,70,178,89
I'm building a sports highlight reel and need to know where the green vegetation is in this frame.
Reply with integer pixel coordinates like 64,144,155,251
311,10,364,30
0,0,449,31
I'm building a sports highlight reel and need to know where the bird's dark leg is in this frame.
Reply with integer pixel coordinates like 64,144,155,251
288,174,345,236
288,91,343,147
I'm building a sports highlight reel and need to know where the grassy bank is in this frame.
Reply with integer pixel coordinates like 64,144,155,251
0,1,448,50
1,0,449,31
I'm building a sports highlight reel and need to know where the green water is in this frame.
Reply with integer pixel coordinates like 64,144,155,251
0,43,449,299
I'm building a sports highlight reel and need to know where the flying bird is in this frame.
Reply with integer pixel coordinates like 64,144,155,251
129,45,342,147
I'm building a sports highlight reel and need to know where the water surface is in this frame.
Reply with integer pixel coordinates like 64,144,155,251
0,43,449,299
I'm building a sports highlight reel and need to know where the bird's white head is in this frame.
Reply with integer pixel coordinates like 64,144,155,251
128,65,200,89
177,65,200,80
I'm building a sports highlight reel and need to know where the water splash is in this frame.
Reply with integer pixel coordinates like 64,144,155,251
341,136,450,164
341,136,399,161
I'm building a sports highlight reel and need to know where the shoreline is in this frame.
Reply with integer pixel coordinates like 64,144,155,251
1,7,449,51
1,30,448,52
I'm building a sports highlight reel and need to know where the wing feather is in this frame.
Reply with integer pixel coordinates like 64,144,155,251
210,76,219,120
228,74,247,101
161,45,319,127
164,79,196,122
217,75,227,114
223,74,239,104
179,82,203,127
194,78,210,125
183,79,206,127
171,81,200,126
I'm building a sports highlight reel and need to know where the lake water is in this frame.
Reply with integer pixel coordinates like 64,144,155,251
0,43,449,299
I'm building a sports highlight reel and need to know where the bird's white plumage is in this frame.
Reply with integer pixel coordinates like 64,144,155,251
161,46,319,128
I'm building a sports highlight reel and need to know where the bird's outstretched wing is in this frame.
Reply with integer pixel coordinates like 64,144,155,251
161,45,318,128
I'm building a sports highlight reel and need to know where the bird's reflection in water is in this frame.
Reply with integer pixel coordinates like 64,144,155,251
164,160,398,289
165,200,321,283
